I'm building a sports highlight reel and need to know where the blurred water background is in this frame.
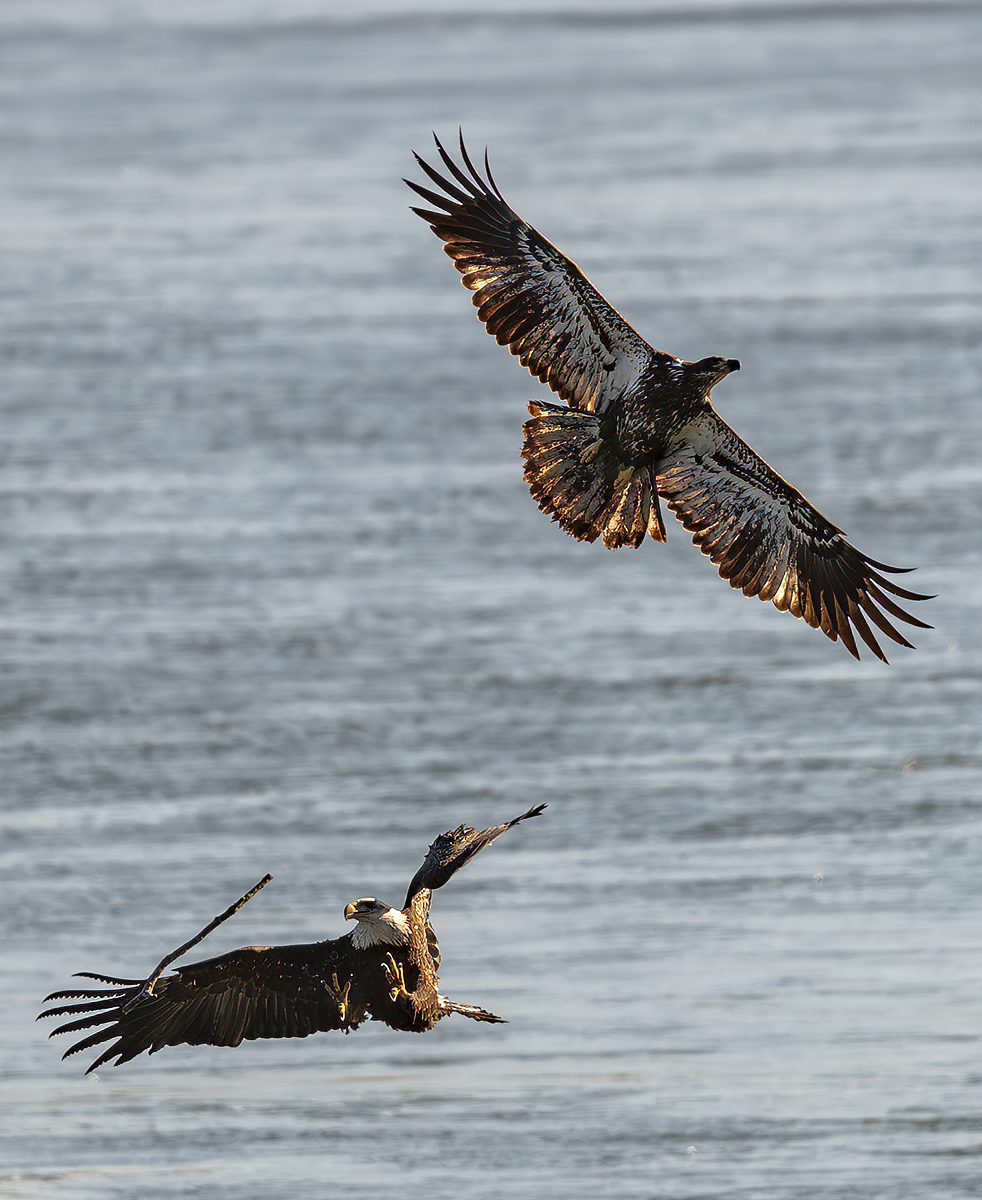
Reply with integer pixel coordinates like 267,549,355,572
1,0,981,1196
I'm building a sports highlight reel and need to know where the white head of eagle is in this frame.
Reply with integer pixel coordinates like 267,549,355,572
344,897,412,949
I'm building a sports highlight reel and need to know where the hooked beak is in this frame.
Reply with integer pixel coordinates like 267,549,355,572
344,902,360,921
706,358,740,388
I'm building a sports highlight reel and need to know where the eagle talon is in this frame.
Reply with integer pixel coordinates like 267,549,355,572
579,438,604,464
383,954,410,1003
325,972,351,1023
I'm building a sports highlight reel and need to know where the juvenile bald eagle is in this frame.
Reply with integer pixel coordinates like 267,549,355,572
406,135,932,661
39,804,545,1073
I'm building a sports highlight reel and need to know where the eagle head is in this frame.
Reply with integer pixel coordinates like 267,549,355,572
344,897,411,948
687,356,740,391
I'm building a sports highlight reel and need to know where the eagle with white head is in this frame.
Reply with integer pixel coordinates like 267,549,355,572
39,804,545,1072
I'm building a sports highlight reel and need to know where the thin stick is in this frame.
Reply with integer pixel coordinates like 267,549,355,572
120,874,272,1012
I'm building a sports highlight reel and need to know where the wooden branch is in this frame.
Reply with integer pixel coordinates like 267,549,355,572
121,874,272,1012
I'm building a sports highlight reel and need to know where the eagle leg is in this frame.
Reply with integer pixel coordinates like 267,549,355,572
382,954,411,1004
438,996,507,1024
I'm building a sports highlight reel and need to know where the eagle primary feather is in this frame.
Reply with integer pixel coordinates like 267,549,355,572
39,804,545,1072
406,134,932,661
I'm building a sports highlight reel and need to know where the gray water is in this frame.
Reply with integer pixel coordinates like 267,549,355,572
1,1,981,1196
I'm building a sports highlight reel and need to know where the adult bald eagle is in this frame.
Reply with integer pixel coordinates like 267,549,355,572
38,804,544,1073
406,135,932,661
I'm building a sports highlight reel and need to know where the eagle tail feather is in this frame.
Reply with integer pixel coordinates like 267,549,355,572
522,401,665,549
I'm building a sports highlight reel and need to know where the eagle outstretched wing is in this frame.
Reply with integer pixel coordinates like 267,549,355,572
406,133,664,414
404,803,546,906
38,940,364,1074
656,411,933,661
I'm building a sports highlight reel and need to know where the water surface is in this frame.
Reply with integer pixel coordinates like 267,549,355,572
1,2,981,1197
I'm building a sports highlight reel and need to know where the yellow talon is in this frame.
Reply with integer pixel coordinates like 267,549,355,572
326,973,352,1022
383,954,410,1002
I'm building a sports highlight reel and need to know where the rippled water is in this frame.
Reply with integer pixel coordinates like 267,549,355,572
1,2,981,1197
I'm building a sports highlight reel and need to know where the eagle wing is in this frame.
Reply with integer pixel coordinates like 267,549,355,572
404,803,546,906
656,410,932,661
406,133,665,414
38,939,364,1074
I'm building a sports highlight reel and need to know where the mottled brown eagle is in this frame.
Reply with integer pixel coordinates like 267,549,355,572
406,135,932,661
39,804,545,1073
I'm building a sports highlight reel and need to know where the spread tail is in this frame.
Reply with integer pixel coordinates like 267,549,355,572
521,401,665,549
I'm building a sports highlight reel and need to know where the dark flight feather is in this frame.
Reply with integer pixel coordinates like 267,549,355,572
407,133,932,660
41,942,367,1074
407,137,659,416
656,412,931,660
